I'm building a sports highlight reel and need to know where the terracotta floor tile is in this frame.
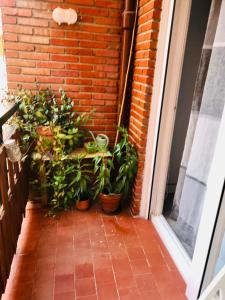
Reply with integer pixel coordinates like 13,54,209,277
107,234,125,249
115,273,137,289
126,247,146,260
75,262,94,279
97,282,119,300
112,258,132,275
75,277,96,297
92,253,111,269
55,274,74,294
119,287,142,300
140,289,162,300
34,268,55,286
55,261,74,276
3,281,33,300
3,292,32,300
158,283,187,300
54,291,75,300
74,249,93,264
75,239,91,249
32,285,54,300
130,258,151,275
94,267,115,285
153,268,175,289
4,204,186,300
76,295,97,300
135,273,157,291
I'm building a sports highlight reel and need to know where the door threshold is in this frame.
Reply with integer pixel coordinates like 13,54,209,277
152,215,191,283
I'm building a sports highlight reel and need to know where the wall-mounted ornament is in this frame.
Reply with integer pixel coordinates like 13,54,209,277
52,7,78,25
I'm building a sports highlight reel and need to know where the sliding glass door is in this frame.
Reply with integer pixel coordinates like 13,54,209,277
149,0,225,298
162,0,213,258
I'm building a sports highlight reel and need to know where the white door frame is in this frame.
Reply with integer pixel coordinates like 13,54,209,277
140,0,192,218
186,105,225,300
199,264,225,300
201,187,225,292
140,0,177,218
140,0,193,283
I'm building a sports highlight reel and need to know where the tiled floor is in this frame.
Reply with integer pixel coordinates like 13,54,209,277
3,203,187,300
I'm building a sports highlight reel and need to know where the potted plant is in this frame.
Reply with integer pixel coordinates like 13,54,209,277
93,127,137,214
73,156,92,211
47,155,76,213
11,87,93,209
46,155,92,213
14,87,91,154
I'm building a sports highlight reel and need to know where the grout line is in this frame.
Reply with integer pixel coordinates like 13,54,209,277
87,212,99,300
101,213,120,300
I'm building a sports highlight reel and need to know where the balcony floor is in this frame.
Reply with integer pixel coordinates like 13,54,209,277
3,202,187,300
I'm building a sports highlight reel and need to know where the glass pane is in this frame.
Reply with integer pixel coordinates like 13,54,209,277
163,0,225,258
214,231,225,277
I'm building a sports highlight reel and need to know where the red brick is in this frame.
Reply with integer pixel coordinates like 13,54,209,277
19,52,49,61
50,30,65,38
35,45,64,54
37,62,65,69
66,0,94,5
16,0,49,10
80,71,105,79
66,64,93,71
66,32,95,40
66,78,92,85
2,16,16,24
7,58,35,67
51,39,78,47
19,35,49,44
36,77,64,84
32,10,51,19
3,8,32,17
5,50,19,58
3,33,17,42
51,70,78,77
95,0,122,9
80,57,106,65
1,0,16,6
79,24,108,33
95,17,121,26
3,24,33,35
7,66,21,74
94,49,119,58
51,55,78,63
8,74,35,83
22,68,50,76
66,48,92,56
17,17,48,27
34,28,50,36
80,41,107,49
79,7,108,17
5,42,35,51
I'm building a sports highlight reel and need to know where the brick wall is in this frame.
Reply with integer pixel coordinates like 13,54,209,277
129,0,162,214
1,0,123,140
1,0,163,215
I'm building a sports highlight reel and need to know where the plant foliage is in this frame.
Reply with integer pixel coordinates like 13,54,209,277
93,127,137,199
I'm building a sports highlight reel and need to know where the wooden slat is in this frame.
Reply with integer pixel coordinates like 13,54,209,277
0,136,28,297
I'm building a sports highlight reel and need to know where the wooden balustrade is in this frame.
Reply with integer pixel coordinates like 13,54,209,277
0,132,28,296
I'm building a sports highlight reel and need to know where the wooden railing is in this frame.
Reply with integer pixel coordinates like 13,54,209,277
0,104,28,296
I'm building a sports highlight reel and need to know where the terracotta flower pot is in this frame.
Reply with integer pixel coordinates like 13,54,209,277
36,126,53,137
99,193,122,214
76,198,90,211
36,126,54,152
